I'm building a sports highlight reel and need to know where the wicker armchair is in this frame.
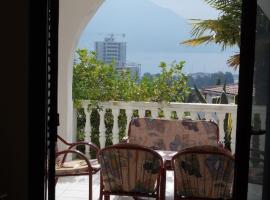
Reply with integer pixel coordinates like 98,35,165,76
171,145,234,200
55,135,100,200
98,143,164,200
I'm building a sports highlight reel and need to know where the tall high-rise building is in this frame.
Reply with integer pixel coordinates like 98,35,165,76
95,34,126,68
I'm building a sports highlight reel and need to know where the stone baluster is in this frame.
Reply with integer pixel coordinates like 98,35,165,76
164,110,171,119
139,109,145,118
176,110,184,120
205,112,212,120
231,112,237,153
125,109,133,136
99,109,106,148
73,108,78,143
190,112,197,120
151,109,159,119
217,112,226,145
83,103,91,158
112,109,120,144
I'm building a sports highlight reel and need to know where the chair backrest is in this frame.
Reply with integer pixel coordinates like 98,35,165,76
172,145,234,199
128,118,219,151
98,143,163,196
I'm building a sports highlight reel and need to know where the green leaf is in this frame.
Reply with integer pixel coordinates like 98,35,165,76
194,84,207,103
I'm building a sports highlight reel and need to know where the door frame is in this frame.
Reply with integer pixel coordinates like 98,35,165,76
43,0,263,199
28,0,49,199
233,0,257,200
28,0,59,199
233,0,257,199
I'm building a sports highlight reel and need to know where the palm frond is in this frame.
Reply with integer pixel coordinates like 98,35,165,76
227,53,240,70
180,0,241,69
182,17,240,49
181,35,214,46
204,0,242,13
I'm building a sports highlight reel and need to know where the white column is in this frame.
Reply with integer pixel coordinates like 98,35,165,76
112,109,120,144
205,112,212,120
177,110,184,120
125,109,133,136
151,109,159,119
99,110,106,148
72,107,78,143
83,104,91,158
231,112,237,153
190,112,197,120
139,109,145,118
58,0,104,151
217,112,226,145
164,110,171,119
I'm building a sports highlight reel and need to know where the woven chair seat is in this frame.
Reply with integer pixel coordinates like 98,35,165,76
56,159,100,176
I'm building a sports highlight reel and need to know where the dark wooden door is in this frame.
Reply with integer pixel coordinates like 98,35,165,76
234,0,270,199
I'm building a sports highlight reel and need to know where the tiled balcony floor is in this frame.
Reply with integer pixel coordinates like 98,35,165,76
56,171,174,200
56,171,262,200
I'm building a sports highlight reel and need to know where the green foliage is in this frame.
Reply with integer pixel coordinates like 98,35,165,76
194,84,207,103
73,49,190,104
181,0,241,69
73,49,190,146
150,61,190,102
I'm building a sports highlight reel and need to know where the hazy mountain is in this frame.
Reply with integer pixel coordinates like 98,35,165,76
77,0,239,74
78,0,226,53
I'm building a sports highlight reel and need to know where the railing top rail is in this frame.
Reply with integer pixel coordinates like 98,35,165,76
79,100,237,113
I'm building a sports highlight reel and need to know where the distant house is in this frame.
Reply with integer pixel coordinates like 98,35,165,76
202,83,238,104
116,62,141,78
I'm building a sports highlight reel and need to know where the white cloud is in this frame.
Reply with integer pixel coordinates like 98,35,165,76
149,0,219,19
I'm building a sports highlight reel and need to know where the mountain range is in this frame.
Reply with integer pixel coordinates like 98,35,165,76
77,0,239,74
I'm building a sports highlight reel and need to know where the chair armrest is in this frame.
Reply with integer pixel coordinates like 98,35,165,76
60,142,99,164
56,149,94,171
57,135,73,146
68,141,99,152
57,135,99,152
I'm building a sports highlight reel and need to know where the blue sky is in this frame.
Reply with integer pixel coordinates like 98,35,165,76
150,0,219,19
77,0,239,75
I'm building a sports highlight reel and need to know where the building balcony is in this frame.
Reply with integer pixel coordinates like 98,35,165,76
56,100,265,200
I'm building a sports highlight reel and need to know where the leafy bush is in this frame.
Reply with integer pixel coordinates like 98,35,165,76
73,49,190,146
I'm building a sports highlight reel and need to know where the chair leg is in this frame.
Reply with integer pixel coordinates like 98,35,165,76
89,173,92,200
104,195,110,200
55,177,58,186
100,173,103,200
160,168,166,200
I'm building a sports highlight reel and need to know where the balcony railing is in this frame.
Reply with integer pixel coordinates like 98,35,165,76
75,101,266,154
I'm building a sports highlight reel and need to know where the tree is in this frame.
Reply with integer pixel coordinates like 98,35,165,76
73,49,190,104
73,49,191,146
187,71,234,88
181,0,241,69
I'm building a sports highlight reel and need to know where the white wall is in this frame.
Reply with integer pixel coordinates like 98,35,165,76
58,0,104,149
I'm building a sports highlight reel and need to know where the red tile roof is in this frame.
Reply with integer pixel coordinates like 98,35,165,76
202,84,238,96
